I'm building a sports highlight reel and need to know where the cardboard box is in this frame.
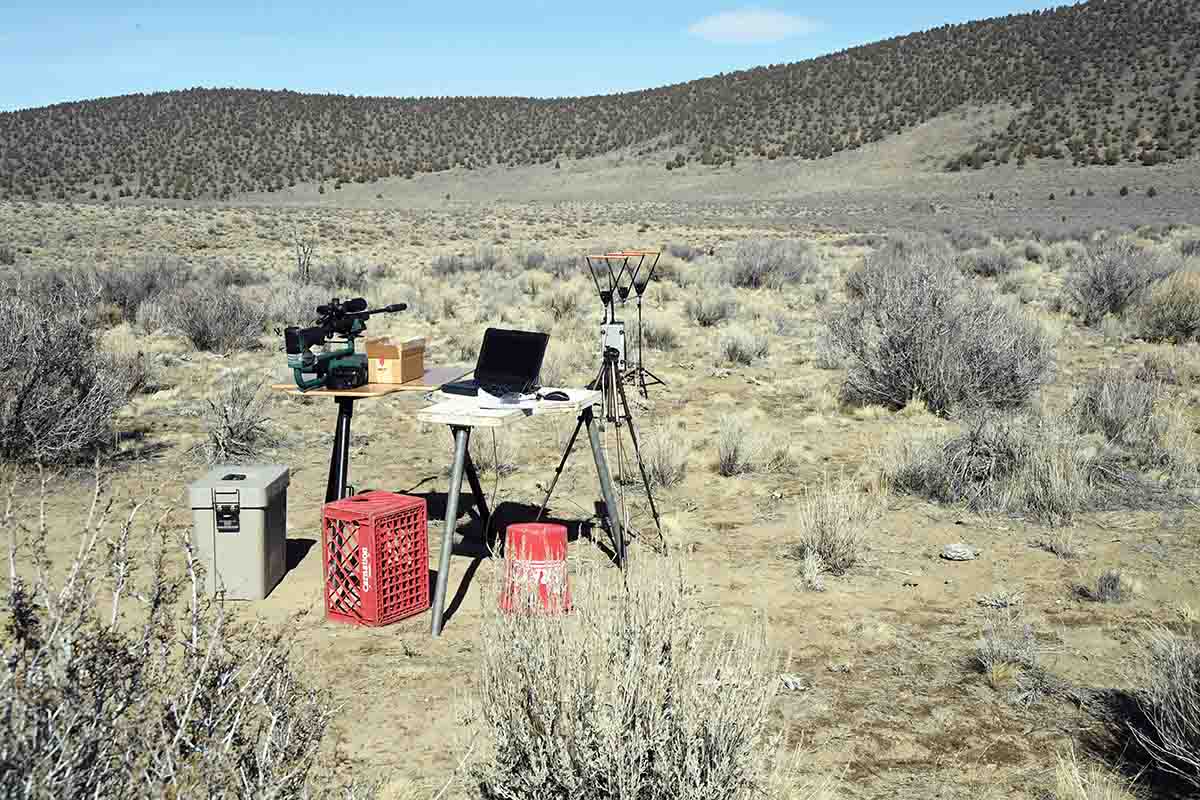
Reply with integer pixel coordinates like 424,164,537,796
366,337,425,384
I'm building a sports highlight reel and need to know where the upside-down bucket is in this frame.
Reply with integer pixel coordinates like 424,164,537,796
499,523,571,614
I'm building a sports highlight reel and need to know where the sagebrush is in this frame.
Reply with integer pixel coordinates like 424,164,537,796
472,557,789,800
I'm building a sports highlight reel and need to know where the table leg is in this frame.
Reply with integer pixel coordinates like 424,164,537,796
432,425,470,636
584,407,626,566
450,428,491,543
325,397,355,503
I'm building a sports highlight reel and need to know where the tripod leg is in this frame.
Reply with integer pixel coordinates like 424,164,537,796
536,413,586,521
615,373,664,536
584,406,625,565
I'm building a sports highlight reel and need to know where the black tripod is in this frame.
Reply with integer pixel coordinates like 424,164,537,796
536,346,663,565
624,267,668,399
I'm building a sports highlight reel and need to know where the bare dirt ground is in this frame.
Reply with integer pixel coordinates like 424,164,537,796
3,142,1200,798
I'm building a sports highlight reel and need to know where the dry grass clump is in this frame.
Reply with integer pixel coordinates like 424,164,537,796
1078,569,1136,603
1063,238,1176,326
826,238,1052,416
174,286,267,352
0,473,369,799
1052,745,1139,800
1123,627,1200,788
725,238,820,289
787,479,881,576
720,327,770,365
886,413,1108,526
686,295,738,327
1139,269,1200,343
0,275,135,464
468,429,519,477
472,557,787,800
975,608,1041,694
717,417,755,476
0,242,15,266
643,424,690,489
1070,368,1197,481
198,374,276,464
642,316,679,351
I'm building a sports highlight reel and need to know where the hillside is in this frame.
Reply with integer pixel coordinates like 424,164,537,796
1,0,1197,201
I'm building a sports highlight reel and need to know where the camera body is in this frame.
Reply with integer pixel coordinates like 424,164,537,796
284,297,407,392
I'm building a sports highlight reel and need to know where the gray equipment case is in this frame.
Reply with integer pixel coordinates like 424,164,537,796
189,465,290,600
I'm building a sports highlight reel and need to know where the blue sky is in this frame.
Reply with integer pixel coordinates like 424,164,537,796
2,1,1058,111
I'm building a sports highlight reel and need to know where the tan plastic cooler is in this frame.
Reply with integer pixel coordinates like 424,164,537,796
188,465,289,600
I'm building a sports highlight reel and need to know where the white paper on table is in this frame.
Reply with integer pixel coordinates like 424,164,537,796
476,388,538,410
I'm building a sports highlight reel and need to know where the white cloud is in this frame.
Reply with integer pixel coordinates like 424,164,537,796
687,8,823,44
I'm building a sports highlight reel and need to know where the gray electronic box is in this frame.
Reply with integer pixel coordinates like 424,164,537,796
189,465,290,600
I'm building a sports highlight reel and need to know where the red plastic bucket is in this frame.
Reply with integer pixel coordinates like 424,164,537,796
499,523,571,614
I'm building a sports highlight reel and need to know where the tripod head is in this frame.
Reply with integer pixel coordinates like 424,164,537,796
585,250,661,321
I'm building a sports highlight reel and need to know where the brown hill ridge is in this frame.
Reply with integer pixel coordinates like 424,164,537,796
1,0,1197,201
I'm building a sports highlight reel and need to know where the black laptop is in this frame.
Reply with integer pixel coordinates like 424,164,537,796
441,328,549,397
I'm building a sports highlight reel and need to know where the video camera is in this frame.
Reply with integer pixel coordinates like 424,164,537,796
284,297,407,392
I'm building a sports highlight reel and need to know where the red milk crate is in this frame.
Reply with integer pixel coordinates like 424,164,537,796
321,491,429,627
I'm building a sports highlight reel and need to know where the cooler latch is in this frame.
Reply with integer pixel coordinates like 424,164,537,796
213,489,241,534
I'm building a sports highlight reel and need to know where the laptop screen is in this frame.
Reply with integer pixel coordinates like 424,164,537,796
475,328,549,390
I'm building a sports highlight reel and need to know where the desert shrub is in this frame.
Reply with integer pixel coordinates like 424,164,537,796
686,295,738,327
1140,269,1200,342
961,246,1015,277
96,256,192,322
1064,238,1176,326
134,295,172,334
198,374,276,464
725,238,820,289
0,275,133,464
720,328,770,365
643,424,689,489
667,242,702,261
1024,241,1045,263
642,317,679,350
431,247,501,277
887,413,1108,526
544,254,582,280
521,249,546,269
0,474,366,799
264,280,327,328
174,286,267,352
1079,569,1132,603
0,242,14,265
309,257,368,293
787,480,879,575
825,242,1052,416
207,260,262,288
943,227,991,251
472,558,785,800
1125,628,1200,787
1180,239,1200,259
716,417,754,476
